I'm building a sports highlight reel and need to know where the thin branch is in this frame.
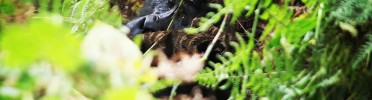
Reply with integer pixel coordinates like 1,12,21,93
144,41,158,55
167,0,184,30
202,13,229,60
237,20,248,32
169,82,181,100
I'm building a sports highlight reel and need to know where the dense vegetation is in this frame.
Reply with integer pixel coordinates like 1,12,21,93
0,0,371,99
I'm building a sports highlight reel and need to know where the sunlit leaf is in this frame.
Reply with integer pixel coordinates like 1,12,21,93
0,14,82,71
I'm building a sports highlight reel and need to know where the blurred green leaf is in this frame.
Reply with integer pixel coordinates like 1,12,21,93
0,0,16,15
102,86,152,100
0,14,82,71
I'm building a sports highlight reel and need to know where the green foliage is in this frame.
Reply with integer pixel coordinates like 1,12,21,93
184,0,257,34
0,14,82,71
195,0,372,99
331,0,372,25
102,85,152,100
330,0,372,70
62,0,122,33
352,33,372,69
0,0,16,15
0,0,154,99
1,0,372,99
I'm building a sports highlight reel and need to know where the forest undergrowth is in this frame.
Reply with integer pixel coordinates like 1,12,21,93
0,0,371,99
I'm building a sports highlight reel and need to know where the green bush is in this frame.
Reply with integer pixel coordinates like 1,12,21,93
0,0,371,99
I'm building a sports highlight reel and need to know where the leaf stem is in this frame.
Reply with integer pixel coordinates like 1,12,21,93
169,82,181,100
202,13,229,60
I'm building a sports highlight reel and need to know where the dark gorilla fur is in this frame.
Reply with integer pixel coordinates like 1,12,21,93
125,0,214,35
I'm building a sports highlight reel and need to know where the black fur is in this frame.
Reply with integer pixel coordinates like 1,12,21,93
125,0,213,35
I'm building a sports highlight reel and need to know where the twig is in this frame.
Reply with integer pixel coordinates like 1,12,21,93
169,82,181,100
167,0,184,30
202,13,229,60
144,41,158,55
237,20,248,32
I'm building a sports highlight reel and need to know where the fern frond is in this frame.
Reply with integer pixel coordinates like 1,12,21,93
331,0,372,25
352,33,372,69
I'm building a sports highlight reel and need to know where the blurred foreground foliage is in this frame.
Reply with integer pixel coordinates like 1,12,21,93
0,0,371,100
1,14,82,71
0,0,157,99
